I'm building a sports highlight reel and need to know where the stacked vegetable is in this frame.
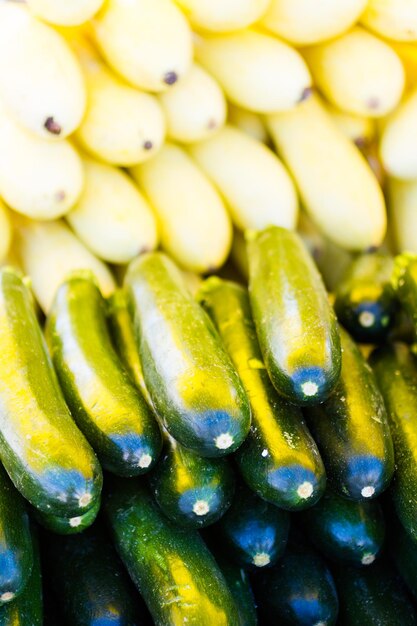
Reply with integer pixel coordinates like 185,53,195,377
3,0,417,624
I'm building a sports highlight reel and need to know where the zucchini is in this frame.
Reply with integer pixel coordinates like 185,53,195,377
301,487,386,566
107,288,152,408
214,483,290,570
392,253,417,334
149,430,235,528
371,343,417,542
0,529,42,626
332,559,417,625
105,477,240,626
211,552,258,626
124,252,251,457
198,277,326,510
390,512,417,601
247,226,341,405
254,534,339,626
0,267,102,518
0,465,33,605
44,525,152,626
32,494,101,535
334,251,396,343
46,271,162,476
306,326,394,500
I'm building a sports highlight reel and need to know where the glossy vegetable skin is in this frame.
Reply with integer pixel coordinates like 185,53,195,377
390,512,417,601
212,553,258,626
150,430,235,528
392,253,417,333
0,267,102,518
371,343,417,542
44,525,152,626
33,495,101,535
306,327,394,500
105,478,240,626
214,483,290,570
125,252,251,457
199,277,326,510
301,487,386,566
0,465,33,605
46,272,162,476
334,251,396,343
247,226,341,405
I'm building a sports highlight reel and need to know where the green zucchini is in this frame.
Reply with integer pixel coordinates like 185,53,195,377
392,252,417,334
301,487,386,566
0,267,102,518
107,289,153,408
32,494,101,535
390,512,417,601
211,553,258,626
254,534,339,626
46,271,162,477
0,529,42,626
149,430,235,528
334,251,396,343
44,525,152,626
247,226,341,405
105,477,240,626
332,559,417,625
371,342,417,543
214,483,290,570
124,252,251,457
306,326,394,500
198,277,326,510
0,465,33,605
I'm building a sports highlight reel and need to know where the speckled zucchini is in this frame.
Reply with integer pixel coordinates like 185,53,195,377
247,226,341,405
371,343,417,543
44,525,152,626
46,271,162,476
33,494,101,535
392,252,417,334
0,267,102,518
124,252,251,457
198,277,326,510
306,326,394,500
334,251,396,343
105,478,240,626
0,465,33,606
149,430,235,528
301,487,386,566
212,553,258,626
214,483,290,570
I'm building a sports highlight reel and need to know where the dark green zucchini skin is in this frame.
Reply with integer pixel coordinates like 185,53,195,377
212,553,258,626
306,327,394,500
33,494,101,535
0,267,102,518
46,272,162,477
247,226,341,405
214,483,290,570
334,251,396,343
253,536,339,626
301,487,386,566
390,513,417,601
0,529,42,626
105,477,240,626
43,525,151,626
392,253,417,333
124,252,251,458
332,559,417,626
107,289,153,408
371,343,417,543
149,430,235,528
198,277,326,511
0,465,33,605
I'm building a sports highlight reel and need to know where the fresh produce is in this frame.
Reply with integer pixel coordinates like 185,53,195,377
213,483,290,570
199,277,326,510
247,226,341,405
0,267,102,520
390,512,417,601
105,478,240,626
306,326,394,500
392,253,417,333
46,271,162,476
361,0,417,41
33,496,101,536
211,552,258,626
389,177,417,253
26,0,104,26
173,0,270,32
380,87,417,179
125,252,251,457
334,251,396,343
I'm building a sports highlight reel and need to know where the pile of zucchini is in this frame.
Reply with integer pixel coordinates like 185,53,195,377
1,225,417,626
